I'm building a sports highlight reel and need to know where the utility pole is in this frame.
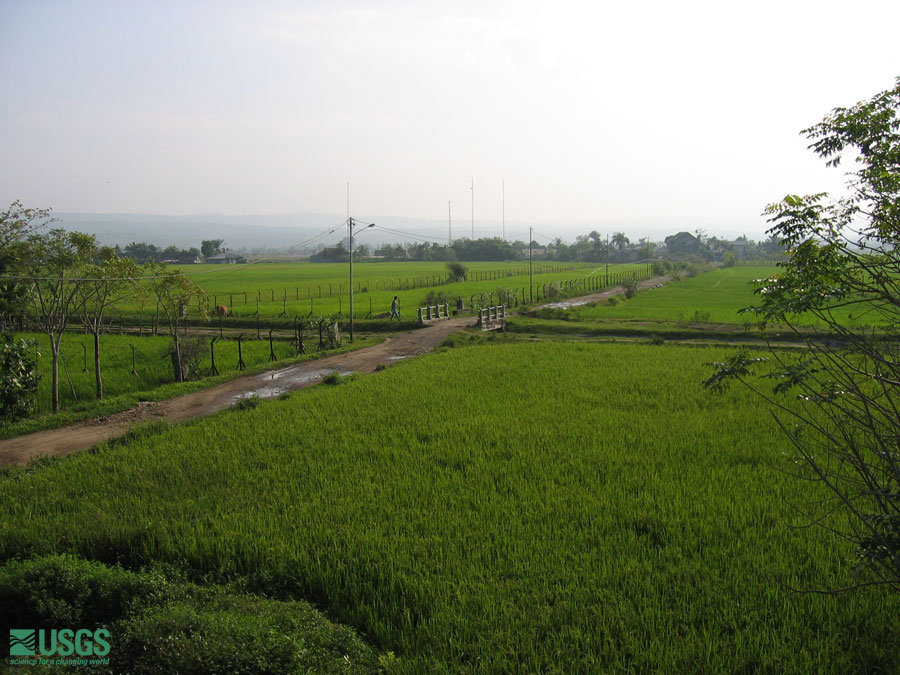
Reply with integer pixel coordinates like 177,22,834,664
349,216,354,341
470,177,474,239
529,226,533,303
348,217,374,342
502,179,506,241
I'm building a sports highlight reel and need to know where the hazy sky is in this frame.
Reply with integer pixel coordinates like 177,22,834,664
1,0,898,240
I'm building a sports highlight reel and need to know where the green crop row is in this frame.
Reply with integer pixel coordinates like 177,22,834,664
2,341,896,672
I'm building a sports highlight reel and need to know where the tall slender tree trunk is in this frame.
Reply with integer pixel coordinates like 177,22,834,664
172,331,183,382
93,330,103,400
50,338,60,413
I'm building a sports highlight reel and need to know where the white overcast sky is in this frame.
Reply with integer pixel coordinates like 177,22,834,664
1,0,898,240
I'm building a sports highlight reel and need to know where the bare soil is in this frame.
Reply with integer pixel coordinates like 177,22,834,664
0,277,668,468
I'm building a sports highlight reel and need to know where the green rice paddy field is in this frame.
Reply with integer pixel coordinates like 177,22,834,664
124,260,635,319
566,265,861,327
2,340,897,672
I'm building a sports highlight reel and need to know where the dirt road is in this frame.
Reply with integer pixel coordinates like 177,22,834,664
0,276,666,468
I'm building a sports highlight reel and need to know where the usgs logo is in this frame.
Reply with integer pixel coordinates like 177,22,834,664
9,628,110,657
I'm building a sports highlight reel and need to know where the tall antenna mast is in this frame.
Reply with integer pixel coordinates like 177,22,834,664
470,177,474,239
448,201,452,245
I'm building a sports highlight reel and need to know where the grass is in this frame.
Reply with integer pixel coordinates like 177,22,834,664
1,341,897,672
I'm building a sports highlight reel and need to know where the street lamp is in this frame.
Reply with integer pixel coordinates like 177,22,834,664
349,217,374,342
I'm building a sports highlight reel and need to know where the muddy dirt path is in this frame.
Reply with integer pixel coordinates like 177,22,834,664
0,277,667,468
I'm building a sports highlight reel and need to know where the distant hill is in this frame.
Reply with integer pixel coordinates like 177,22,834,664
51,211,466,252
53,212,343,252
50,211,745,251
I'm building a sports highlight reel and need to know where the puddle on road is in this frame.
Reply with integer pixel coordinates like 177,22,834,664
541,299,594,310
387,355,412,360
233,368,354,401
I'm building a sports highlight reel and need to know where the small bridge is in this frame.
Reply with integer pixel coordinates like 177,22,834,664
476,305,507,331
418,303,451,325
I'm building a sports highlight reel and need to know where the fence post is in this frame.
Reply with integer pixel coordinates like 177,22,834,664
209,338,219,376
268,329,277,361
237,334,245,370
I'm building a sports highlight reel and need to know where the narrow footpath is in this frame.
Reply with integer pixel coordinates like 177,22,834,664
0,277,666,468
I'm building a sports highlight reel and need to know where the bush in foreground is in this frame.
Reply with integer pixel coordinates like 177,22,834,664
0,555,384,674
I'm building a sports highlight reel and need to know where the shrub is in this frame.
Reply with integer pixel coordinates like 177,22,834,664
422,289,451,307
233,395,261,411
0,555,383,674
622,278,639,299
446,262,468,282
322,371,355,386
0,333,39,420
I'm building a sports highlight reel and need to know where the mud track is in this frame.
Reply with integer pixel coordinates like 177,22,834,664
0,277,666,468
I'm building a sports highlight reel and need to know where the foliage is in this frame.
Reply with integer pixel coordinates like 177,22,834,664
171,333,208,381
22,228,97,412
200,238,225,259
712,78,900,594
446,262,468,282
149,268,207,382
75,249,140,399
421,289,451,308
123,241,200,264
622,277,639,299
0,554,383,674
3,342,899,672
0,202,55,332
0,334,39,420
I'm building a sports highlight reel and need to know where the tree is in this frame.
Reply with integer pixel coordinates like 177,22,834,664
150,269,206,382
0,202,54,332
705,78,900,594
23,229,96,412
75,248,139,399
611,232,630,251
201,239,224,259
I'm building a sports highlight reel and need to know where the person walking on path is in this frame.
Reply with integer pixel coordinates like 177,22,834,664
390,296,401,320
